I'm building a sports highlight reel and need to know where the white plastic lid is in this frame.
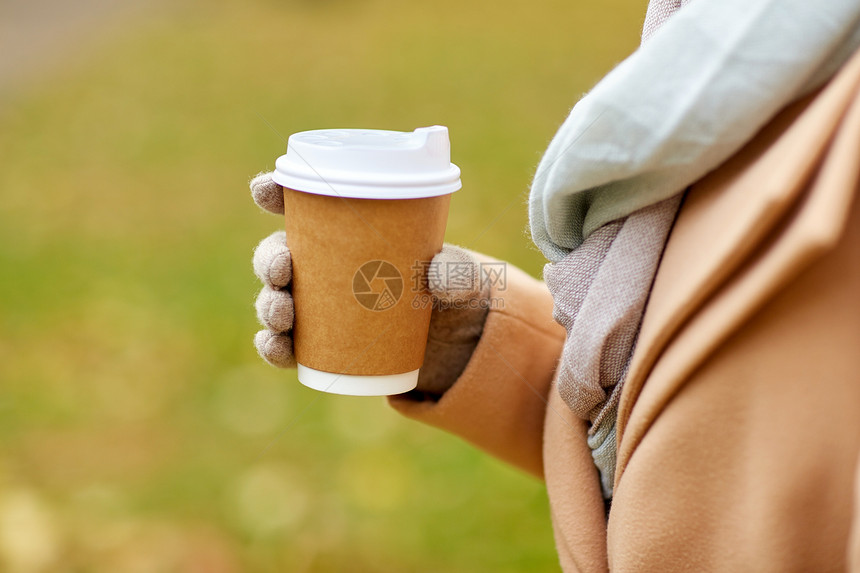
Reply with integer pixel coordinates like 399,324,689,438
272,126,461,199
296,364,419,396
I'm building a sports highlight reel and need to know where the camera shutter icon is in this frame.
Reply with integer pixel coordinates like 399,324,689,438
352,261,403,311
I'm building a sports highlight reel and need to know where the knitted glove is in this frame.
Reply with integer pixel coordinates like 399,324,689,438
250,172,491,397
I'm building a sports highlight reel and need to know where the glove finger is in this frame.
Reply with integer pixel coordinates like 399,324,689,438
253,230,292,288
254,329,297,369
428,244,490,305
256,284,295,333
423,244,491,342
250,172,284,215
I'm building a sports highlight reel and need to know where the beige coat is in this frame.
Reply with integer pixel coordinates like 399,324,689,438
390,48,860,573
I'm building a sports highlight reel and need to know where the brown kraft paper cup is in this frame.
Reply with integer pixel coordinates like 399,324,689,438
283,188,451,387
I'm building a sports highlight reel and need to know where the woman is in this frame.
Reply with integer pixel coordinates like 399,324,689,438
251,0,860,569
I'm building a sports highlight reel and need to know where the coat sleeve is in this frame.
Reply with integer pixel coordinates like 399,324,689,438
388,258,566,479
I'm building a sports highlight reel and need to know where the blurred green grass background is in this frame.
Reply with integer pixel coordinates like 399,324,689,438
0,0,642,570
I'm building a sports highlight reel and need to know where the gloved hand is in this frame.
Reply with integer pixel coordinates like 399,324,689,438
250,172,491,397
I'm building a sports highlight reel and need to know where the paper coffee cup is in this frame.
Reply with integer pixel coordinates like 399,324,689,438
272,126,461,396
